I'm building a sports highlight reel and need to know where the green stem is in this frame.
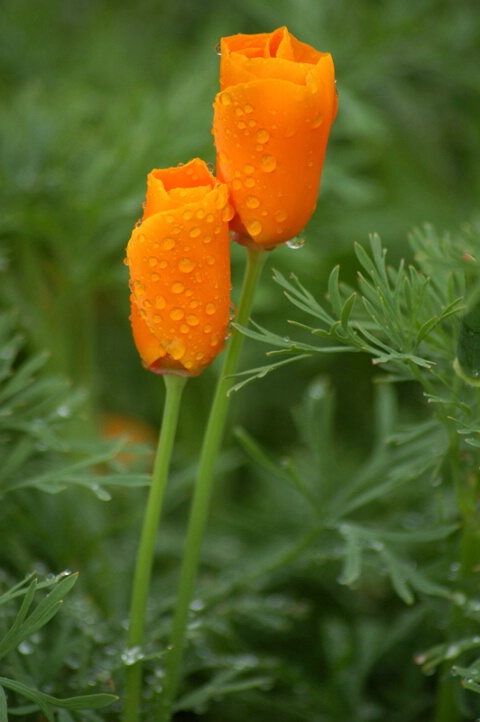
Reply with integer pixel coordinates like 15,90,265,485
435,426,480,722
158,246,267,721
123,373,187,722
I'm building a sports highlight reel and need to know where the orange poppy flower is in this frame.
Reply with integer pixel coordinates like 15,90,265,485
212,26,337,248
126,158,232,376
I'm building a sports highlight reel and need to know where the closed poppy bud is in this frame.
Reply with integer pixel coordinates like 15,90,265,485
213,26,337,248
126,158,232,377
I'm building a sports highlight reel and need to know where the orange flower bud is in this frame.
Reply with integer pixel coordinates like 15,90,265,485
126,158,232,377
212,26,337,249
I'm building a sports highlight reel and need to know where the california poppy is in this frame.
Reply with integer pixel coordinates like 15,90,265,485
213,26,337,248
126,158,232,376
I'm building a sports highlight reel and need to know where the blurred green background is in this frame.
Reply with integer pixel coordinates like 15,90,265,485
1,1,480,719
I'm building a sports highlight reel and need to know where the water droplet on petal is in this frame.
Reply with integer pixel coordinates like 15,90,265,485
179,258,194,273
210,333,220,347
163,237,175,250
187,314,199,326
205,303,216,315
170,308,184,321
203,235,212,244
286,236,305,250
220,92,232,106
171,282,184,294
232,178,242,191
148,257,158,268
189,227,201,238
164,338,185,360
155,295,166,309
247,220,262,237
261,155,276,173
214,42,221,55
275,210,287,223
312,113,324,128
244,103,254,114
222,203,235,222
256,129,270,144
246,195,260,209
244,177,255,188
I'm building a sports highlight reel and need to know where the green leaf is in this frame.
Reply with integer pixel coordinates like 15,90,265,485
0,686,8,722
0,678,116,716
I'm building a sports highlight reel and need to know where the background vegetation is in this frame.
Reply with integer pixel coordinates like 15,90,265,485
1,0,480,720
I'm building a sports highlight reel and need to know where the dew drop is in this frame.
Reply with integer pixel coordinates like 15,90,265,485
171,282,184,294
159,260,167,269
121,646,145,666
148,257,158,268
220,92,232,106
155,295,166,309
153,314,161,324
246,195,260,209
222,203,235,222
237,120,246,130
312,113,324,128
204,324,213,334
165,338,185,360
180,324,189,334
205,303,216,315
244,177,255,188
210,333,220,347
244,103,254,113
284,127,295,138
189,227,201,238
187,314,199,327
261,155,276,173
162,237,175,250
256,129,270,144
244,164,255,175
183,210,193,221
170,308,184,321
275,210,287,223
246,220,262,237
196,208,206,219
123,257,129,266
232,178,243,191
214,42,221,55
179,257,194,273
286,236,305,250
151,272,160,282
206,213,215,223
203,235,212,244
206,256,215,265
132,279,145,295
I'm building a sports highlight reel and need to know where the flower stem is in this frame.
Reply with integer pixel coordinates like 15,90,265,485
123,373,187,722
158,246,267,721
